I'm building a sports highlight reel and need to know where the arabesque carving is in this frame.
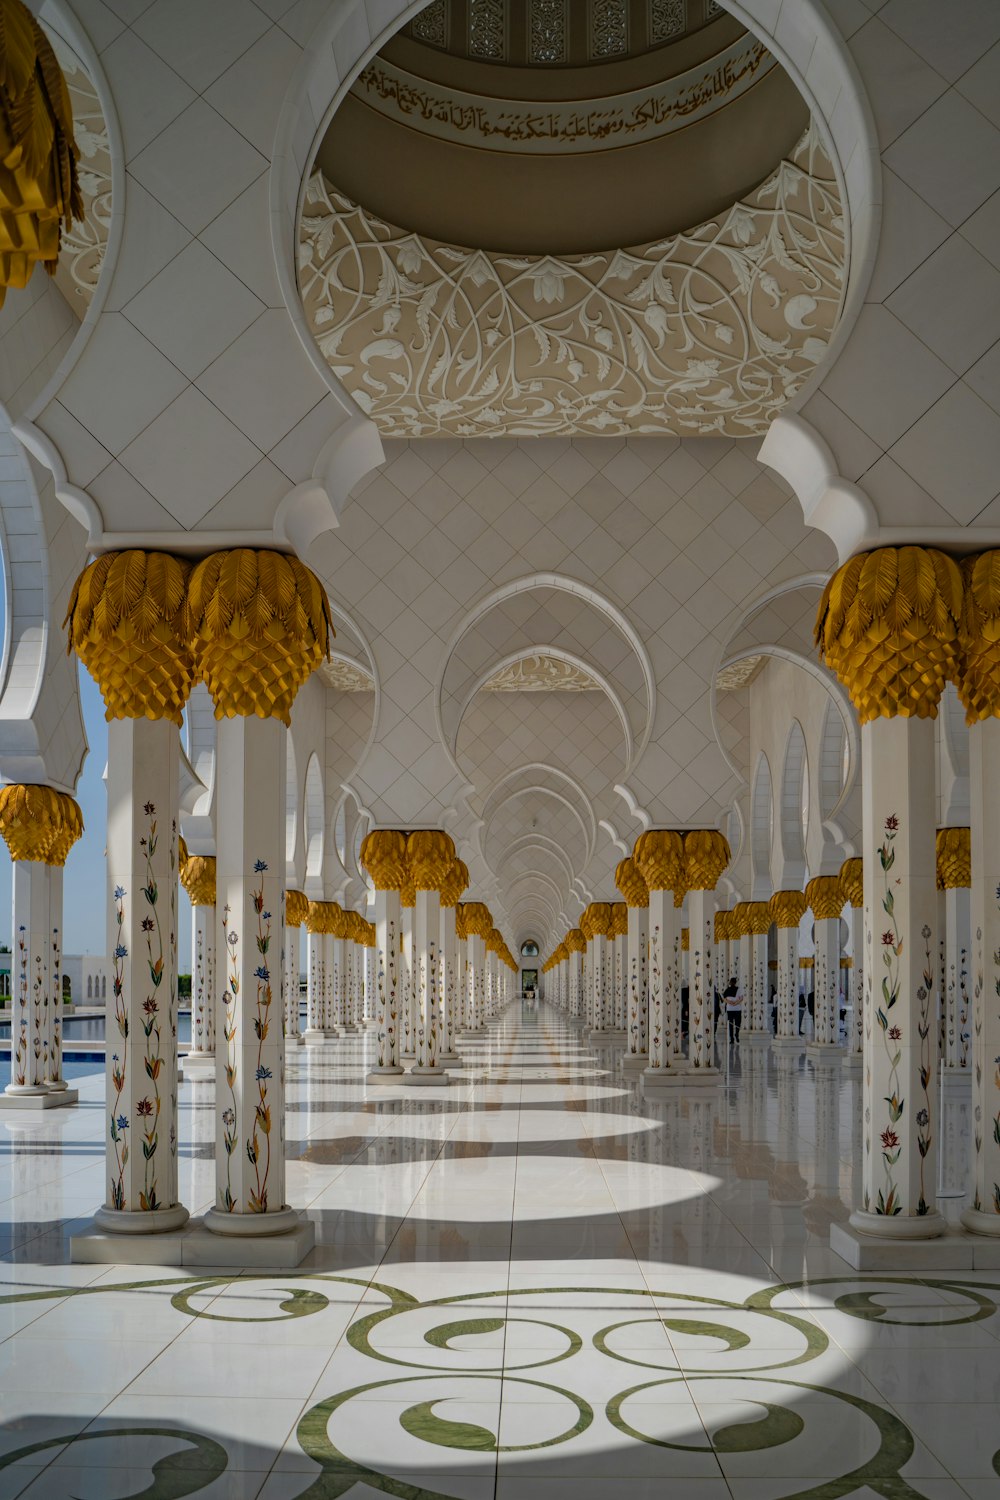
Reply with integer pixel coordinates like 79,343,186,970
299,122,843,440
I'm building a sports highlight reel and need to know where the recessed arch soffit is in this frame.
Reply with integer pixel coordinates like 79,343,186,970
711,573,859,793
439,577,653,759
779,719,808,878
300,120,844,440
457,687,628,808
319,597,380,793
478,762,598,851
483,786,591,875
497,836,576,890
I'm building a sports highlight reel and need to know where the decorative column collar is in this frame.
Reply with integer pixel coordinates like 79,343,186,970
0,785,83,865
936,827,971,890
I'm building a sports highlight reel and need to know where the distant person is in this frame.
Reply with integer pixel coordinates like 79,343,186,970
724,979,741,1044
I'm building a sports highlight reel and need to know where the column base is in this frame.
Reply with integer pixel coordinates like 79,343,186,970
437,1050,462,1065
642,1067,693,1091
181,1051,216,1078
829,1218,997,1271
1,1086,79,1110
367,1065,404,1081
772,1035,803,1051
304,1029,336,1046
4,1082,49,1098
286,1033,305,1048
961,1208,1000,1238
72,1209,314,1268
621,1051,648,1072
941,1064,972,1080
807,1042,845,1059
402,1066,451,1087
45,1079,69,1093
841,1051,863,1070
203,1205,302,1237
849,1207,947,1240
742,1030,772,1044
93,1203,190,1235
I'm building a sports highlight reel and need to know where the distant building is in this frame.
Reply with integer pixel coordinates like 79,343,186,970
0,952,109,1006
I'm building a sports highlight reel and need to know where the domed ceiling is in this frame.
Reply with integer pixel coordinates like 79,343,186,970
302,0,845,442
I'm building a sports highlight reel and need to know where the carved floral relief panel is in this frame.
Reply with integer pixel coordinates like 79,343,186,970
299,123,844,439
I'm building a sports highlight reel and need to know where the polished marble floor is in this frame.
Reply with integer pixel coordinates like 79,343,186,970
0,1003,996,1498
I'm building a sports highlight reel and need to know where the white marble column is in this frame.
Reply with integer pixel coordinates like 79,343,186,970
284,903,304,1046
624,903,649,1071
408,886,447,1081
181,856,217,1076
6,860,51,1096
205,714,296,1235
744,905,771,1040
48,865,65,1091
568,940,583,1020
469,930,485,1031
400,891,415,1057
936,830,971,1074
851,715,944,1234
638,834,686,1090
840,860,864,1065
807,878,845,1054
964,718,1000,1234
305,919,325,1042
439,900,461,1064
611,903,628,1037
100,719,187,1231
683,831,729,1080
770,892,806,1048
372,887,403,1076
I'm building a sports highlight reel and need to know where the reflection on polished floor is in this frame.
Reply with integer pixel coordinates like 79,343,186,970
0,1002,996,1499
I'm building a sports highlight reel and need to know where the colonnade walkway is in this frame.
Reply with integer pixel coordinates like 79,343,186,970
0,1004,995,1497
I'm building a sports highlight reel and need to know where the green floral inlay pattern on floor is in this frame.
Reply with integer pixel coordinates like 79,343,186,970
1,1269,997,1498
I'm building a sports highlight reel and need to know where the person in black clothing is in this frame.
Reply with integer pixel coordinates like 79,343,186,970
723,979,741,1043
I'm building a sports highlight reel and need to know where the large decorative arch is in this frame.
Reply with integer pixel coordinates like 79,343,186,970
436,574,655,781
272,0,879,496
778,720,809,890
750,752,773,901
303,753,325,891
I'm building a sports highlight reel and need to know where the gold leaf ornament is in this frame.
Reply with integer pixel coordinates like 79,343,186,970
66,551,193,724
0,0,83,305
179,854,216,907
936,826,971,890
285,889,310,927
805,875,844,921
185,549,333,726
464,902,493,940
611,902,629,938
743,900,773,936
615,856,648,909
815,546,963,722
0,783,82,864
580,902,614,940
632,829,683,892
768,889,808,929
957,551,1000,722
406,829,456,892
839,857,863,908
683,829,730,891
565,927,586,955
439,858,469,908
360,829,409,891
